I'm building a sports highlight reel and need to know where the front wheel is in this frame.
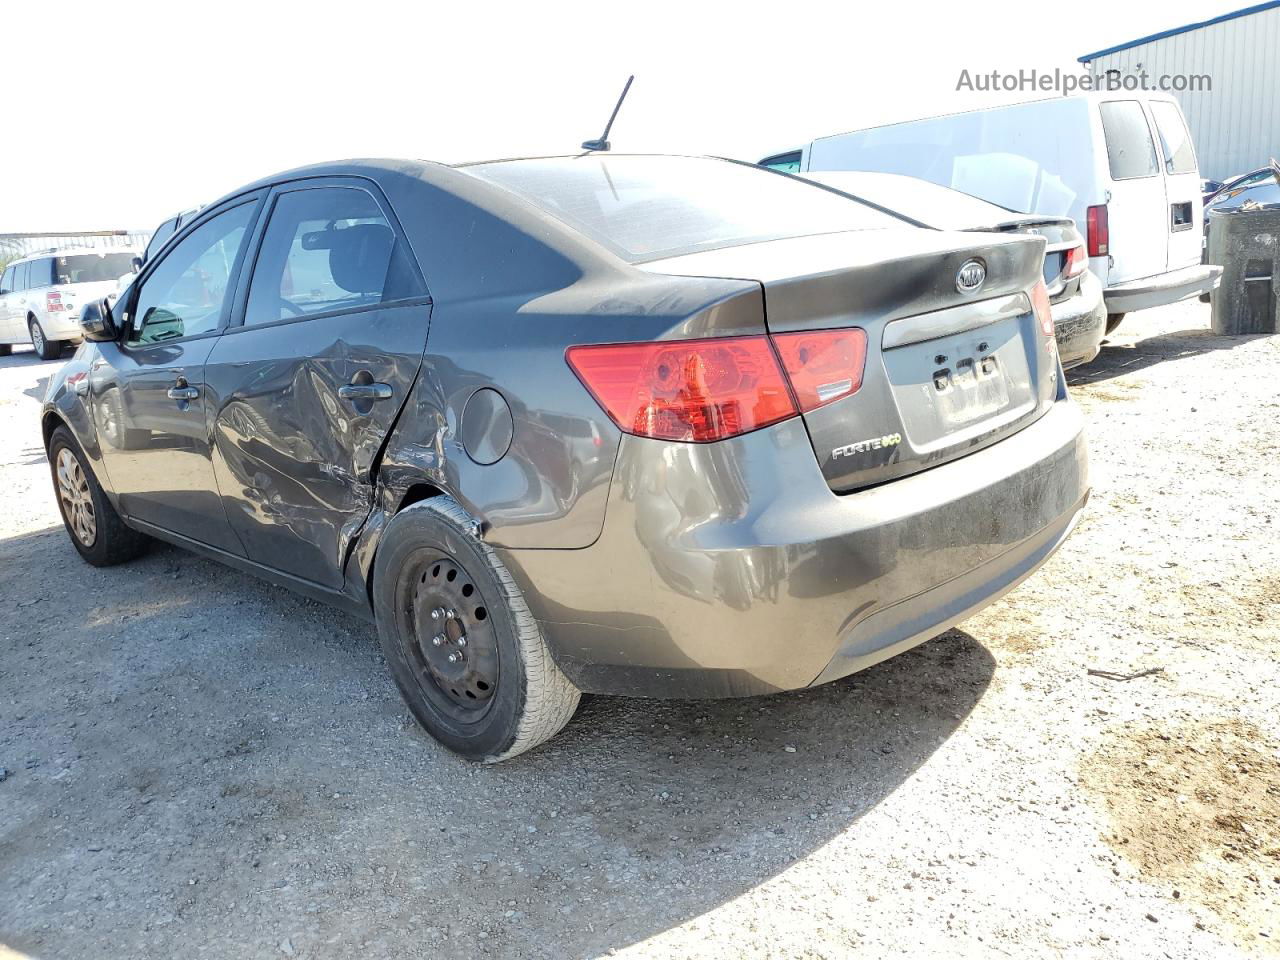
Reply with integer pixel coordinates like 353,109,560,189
48,425,149,566
29,318,61,360
1104,313,1126,336
372,496,580,762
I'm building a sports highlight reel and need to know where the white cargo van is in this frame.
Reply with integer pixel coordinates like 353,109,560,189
761,94,1221,333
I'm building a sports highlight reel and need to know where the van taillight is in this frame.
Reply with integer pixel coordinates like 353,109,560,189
566,337,797,442
1086,204,1109,257
46,292,64,313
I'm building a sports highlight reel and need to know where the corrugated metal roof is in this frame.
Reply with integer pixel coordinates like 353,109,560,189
1078,1,1280,62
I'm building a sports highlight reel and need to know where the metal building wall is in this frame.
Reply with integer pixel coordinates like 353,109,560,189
1084,5,1280,182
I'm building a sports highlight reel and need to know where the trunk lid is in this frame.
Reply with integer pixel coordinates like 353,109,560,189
641,227,1056,492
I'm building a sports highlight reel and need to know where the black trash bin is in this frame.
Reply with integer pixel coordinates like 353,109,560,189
1207,206,1280,335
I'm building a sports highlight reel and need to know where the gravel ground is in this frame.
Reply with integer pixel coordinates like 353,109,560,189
1,299,1277,960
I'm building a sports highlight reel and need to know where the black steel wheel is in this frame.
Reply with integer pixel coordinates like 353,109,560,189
372,496,580,762
397,555,500,721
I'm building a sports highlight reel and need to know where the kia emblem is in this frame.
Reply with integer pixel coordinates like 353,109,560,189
956,258,987,294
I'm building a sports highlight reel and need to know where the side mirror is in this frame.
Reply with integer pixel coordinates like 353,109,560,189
79,297,119,342
131,256,144,272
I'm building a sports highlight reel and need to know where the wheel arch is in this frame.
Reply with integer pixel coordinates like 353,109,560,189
42,409,68,453
358,478,450,612
397,481,447,513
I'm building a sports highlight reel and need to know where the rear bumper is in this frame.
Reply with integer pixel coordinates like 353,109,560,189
1103,263,1222,314
36,312,84,342
501,396,1089,698
1052,270,1106,369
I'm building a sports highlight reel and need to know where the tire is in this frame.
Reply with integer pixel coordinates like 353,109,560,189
47,425,149,566
372,496,580,762
0,343,11,357
29,317,61,361
1104,313,1126,336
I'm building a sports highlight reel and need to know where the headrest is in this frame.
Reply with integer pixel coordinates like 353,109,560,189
327,224,394,296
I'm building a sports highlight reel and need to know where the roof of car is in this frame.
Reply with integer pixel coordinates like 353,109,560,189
451,152,713,168
6,247,141,266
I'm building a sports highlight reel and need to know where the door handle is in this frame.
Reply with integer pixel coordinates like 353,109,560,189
337,382,393,402
167,383,200,401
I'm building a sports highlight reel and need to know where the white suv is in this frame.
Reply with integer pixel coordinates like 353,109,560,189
0,248,139,360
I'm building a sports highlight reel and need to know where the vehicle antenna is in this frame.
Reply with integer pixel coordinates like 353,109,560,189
581,76,634,152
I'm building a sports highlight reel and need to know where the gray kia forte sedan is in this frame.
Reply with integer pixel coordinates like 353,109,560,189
43,154,1089,761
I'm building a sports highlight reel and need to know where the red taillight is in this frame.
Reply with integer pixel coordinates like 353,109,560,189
1064,243,1088,280
566,336,797,443
771,328,867,413
1031,280,1053,337
1086,204,1109,257
46,291,64,313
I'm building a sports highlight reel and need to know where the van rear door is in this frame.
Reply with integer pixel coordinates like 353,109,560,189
1147,98,1204,272
1097,99,1168,284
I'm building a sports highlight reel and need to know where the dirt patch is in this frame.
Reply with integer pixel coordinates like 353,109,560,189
1081,717,1280,952
1072,378,1146,403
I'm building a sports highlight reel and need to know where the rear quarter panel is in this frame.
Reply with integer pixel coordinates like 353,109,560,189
368,163,769,550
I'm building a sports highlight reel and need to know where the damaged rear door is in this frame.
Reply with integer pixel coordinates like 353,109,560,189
204,178,431,588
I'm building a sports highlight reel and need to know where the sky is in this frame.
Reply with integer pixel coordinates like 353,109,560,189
0,0,1250,233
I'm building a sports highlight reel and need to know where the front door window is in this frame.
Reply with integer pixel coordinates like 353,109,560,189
129,203,256,345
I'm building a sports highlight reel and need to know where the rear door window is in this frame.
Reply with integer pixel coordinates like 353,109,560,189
27,258,52,288
243,186,425,326
1149,101,1197,175
1099,101,1159,180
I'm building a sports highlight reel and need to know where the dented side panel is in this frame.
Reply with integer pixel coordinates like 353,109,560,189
369,278,769,555
204,300,433,589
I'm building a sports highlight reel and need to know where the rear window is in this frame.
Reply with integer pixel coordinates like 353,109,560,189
1149,101,1197,175
466,155,905,263
53,252,136,284
1099,101,1159,180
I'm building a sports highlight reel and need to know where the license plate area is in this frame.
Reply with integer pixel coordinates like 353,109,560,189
883,313,1036,453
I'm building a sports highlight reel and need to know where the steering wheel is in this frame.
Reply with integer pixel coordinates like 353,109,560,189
278,297,305,318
